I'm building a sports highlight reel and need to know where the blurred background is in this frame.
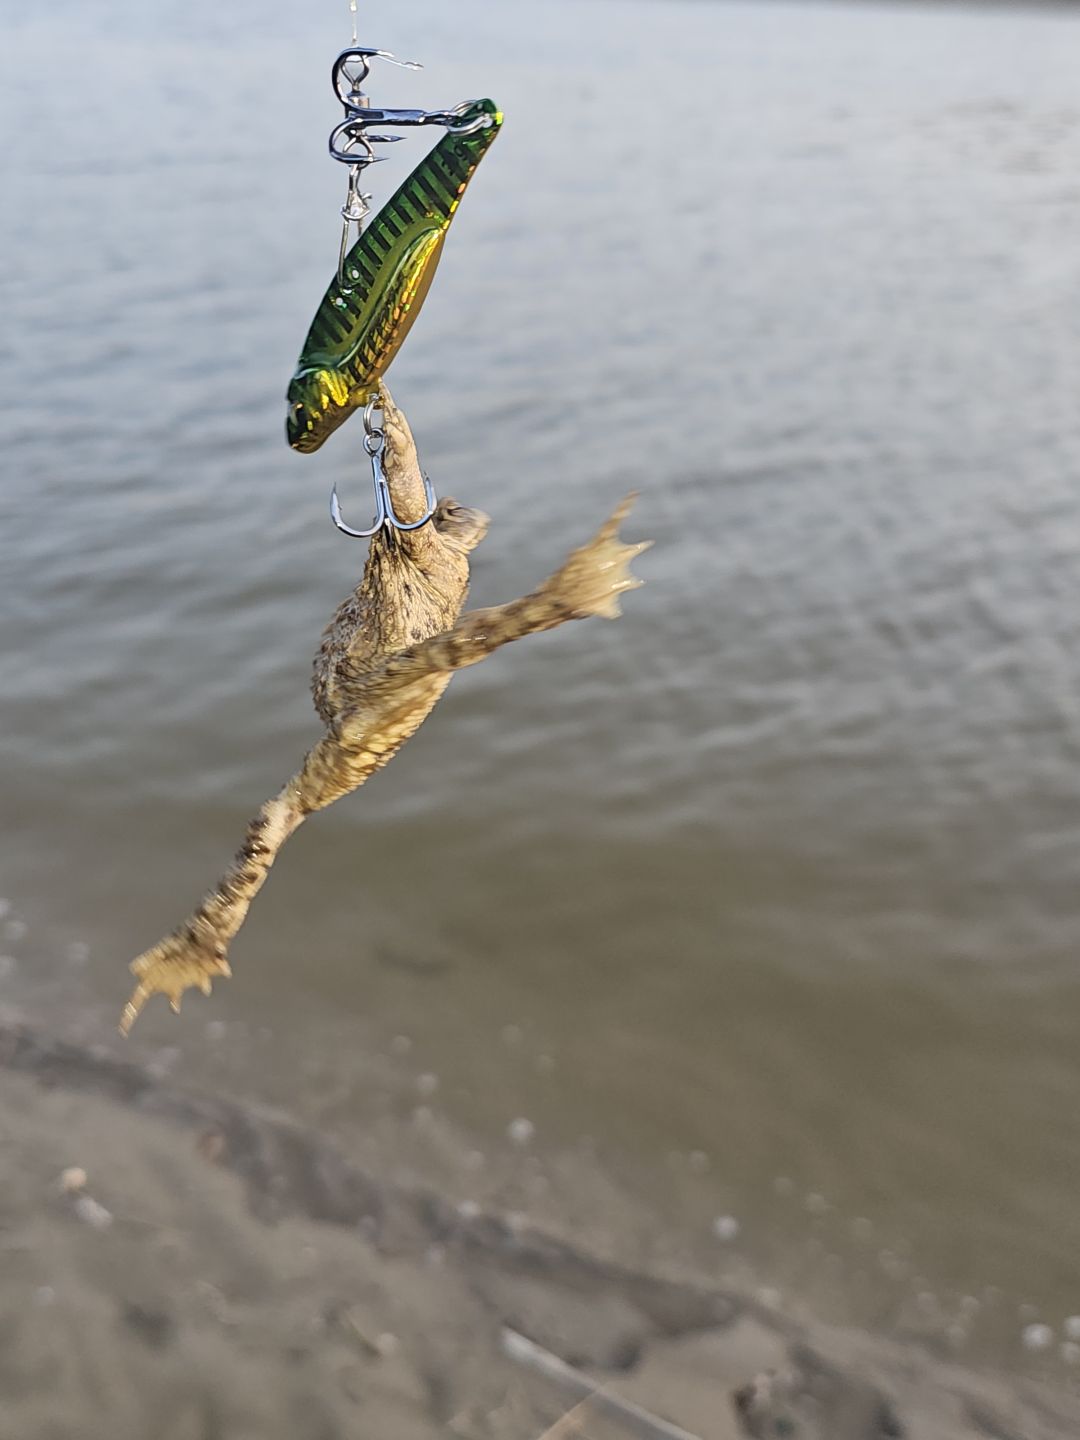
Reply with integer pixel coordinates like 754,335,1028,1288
2,0,1079,1385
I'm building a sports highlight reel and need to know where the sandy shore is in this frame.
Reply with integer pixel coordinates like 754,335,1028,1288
1,1014,1077,1440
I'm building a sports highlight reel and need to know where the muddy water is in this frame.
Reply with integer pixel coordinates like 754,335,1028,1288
2,0,1080,1370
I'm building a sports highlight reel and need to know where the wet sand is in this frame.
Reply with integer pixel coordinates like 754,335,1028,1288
2,1011,1078,1440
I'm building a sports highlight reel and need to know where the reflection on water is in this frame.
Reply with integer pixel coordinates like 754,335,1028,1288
2,0,1080,1362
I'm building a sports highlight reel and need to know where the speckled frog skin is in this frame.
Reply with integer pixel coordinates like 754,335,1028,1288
310,389,482,727
121,390,649,1033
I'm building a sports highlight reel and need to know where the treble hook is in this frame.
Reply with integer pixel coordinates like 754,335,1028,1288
330,397,437,538
328,35,492,285
332,48,423,111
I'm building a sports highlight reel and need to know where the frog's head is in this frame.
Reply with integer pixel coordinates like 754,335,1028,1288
433,497,489,553
286,367,353,453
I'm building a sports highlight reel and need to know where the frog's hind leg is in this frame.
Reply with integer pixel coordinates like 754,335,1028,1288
120,788,303,1035
121,931,231,1035
119,726,400,1034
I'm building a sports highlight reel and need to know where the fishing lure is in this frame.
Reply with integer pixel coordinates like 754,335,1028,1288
287,98,501,455
286,39,502,460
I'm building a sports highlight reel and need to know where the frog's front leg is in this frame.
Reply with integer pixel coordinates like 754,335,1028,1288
367,495,650,692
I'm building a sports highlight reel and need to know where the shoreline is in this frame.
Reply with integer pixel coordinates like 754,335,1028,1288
2,1014,1078,1439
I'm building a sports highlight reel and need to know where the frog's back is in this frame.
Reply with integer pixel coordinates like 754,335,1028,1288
310,390,472,726
312,534,465,724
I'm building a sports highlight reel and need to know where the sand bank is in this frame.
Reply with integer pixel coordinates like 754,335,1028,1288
1,1016,1076,1440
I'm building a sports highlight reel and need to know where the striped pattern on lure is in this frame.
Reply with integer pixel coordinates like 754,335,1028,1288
287,98,502,454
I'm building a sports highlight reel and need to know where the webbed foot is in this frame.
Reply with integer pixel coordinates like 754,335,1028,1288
547,494,651,619
120,932,232,1036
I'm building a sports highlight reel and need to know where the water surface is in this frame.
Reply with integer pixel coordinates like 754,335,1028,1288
2,0,1080,1366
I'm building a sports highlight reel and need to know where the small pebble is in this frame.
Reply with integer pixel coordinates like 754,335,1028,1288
67,941,90,966
507,1117,535,1147
73,1195,113,1230
196,1130,227,1163
1064,1315,1080,1341
146,1046,181,1081
375,1332,400,1357
500,1024,523,1048
688,1150,710,1175
535,1053,556,1075
1021,1323,1054,1352
0,899,10,919
457,1200,481,1221
1061,1341,1080,1366
205,1020,227,1042
773,1176,794,1197
805,1192,829,1216
0,955,16,979
946,1324,968,1349
34,1286,55,1307
389,1034,412,1056
415,1072,439,1097
712,1214,740,1242
59,1167,87,1194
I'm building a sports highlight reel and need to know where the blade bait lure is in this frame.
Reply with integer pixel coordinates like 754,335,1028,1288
286,41,502,458
287,100,501,454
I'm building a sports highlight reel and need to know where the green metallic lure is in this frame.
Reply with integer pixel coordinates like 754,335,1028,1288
287,98,502,454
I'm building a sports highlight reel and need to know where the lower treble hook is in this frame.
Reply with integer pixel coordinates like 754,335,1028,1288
329,398,437,538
